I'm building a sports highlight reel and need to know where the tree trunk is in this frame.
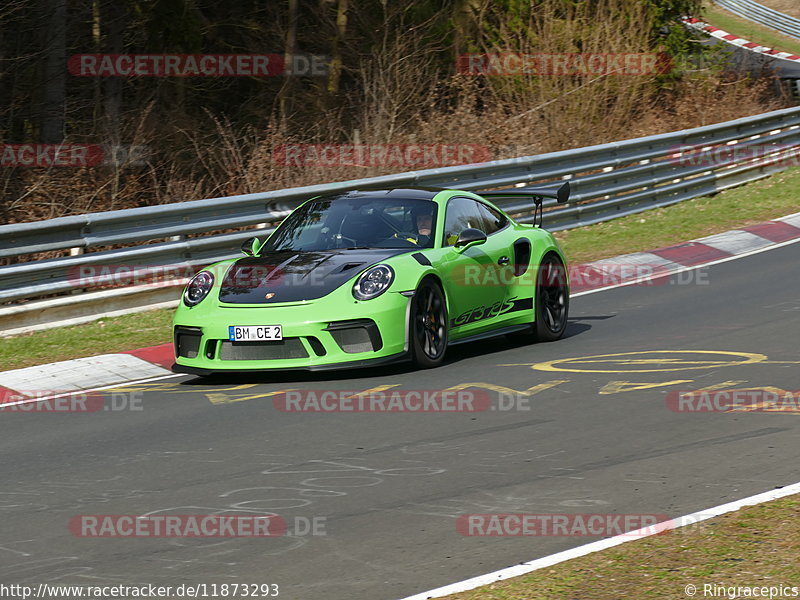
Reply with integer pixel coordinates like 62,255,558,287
103,0,126,145
278,0,299,130
41,0,67,143
326,0,348,96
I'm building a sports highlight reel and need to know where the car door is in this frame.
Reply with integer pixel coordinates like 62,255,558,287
440,196,514,337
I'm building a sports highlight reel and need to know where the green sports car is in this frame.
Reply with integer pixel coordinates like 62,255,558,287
171,185,570,375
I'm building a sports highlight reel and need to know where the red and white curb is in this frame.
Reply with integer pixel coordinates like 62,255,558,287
2,213,800,402
0,343,174,405
571,212,800,293
397,480,800,600
683,16,800,63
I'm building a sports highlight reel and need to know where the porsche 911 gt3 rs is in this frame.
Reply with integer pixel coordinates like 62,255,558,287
172,184,570,375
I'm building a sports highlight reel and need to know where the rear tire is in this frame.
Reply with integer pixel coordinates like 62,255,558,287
409,279,448,368
532,253,569,341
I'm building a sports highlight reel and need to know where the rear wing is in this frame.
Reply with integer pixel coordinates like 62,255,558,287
479,181,570,204
479,181,570,227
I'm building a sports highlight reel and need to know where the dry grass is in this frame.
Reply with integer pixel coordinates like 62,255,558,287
1,1,789,229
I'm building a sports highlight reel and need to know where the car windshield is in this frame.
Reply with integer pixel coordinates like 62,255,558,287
262,196,439,251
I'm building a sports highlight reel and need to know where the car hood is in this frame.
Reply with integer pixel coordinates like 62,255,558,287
218,249,410,304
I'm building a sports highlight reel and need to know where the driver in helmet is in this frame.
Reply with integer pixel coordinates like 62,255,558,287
410,204,434,246
391,203,435,246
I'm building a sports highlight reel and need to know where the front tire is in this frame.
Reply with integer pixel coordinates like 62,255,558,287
410,279,448,368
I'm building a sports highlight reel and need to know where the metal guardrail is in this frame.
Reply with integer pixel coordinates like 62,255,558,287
714,0,800,41
2,105,800,334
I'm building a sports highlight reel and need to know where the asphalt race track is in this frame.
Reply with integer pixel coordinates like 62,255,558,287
2,241,800,599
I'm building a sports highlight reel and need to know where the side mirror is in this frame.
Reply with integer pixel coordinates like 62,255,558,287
241,237,262,257
454,228,487,252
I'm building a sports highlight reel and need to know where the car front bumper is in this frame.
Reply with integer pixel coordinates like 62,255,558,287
172,290,412,374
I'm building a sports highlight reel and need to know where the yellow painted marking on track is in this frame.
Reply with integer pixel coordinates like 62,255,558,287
115,382,262,398
341,385,402,399
557,359,740,366
693,380,747,392
109,382,181,393
504,351,768,374
445,380,569,397
599,380,693,395
108,381,254,395
749,361,800,364
207,385,403,405
205,384,258,392
206,388,298,405
166,383,261,395
206,382,571,406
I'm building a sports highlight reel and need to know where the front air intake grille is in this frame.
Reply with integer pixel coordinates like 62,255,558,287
219,338,309,361
325,319,382,354
329,328,373,353
175,327,203,358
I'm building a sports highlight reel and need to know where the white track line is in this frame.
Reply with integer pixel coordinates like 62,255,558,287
398,481,800,600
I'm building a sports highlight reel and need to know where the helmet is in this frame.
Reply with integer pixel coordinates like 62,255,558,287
411,202,434,219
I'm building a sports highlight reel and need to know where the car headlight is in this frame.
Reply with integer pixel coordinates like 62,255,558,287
183,271,214,306
353,264,394,301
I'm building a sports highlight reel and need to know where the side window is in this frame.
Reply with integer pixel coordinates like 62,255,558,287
442,197,485,246
475,202,508,235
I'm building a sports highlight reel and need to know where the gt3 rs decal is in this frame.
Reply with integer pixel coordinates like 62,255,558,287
450,296,532,328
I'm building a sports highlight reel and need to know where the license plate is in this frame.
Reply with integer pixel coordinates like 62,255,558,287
228,325,282,342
